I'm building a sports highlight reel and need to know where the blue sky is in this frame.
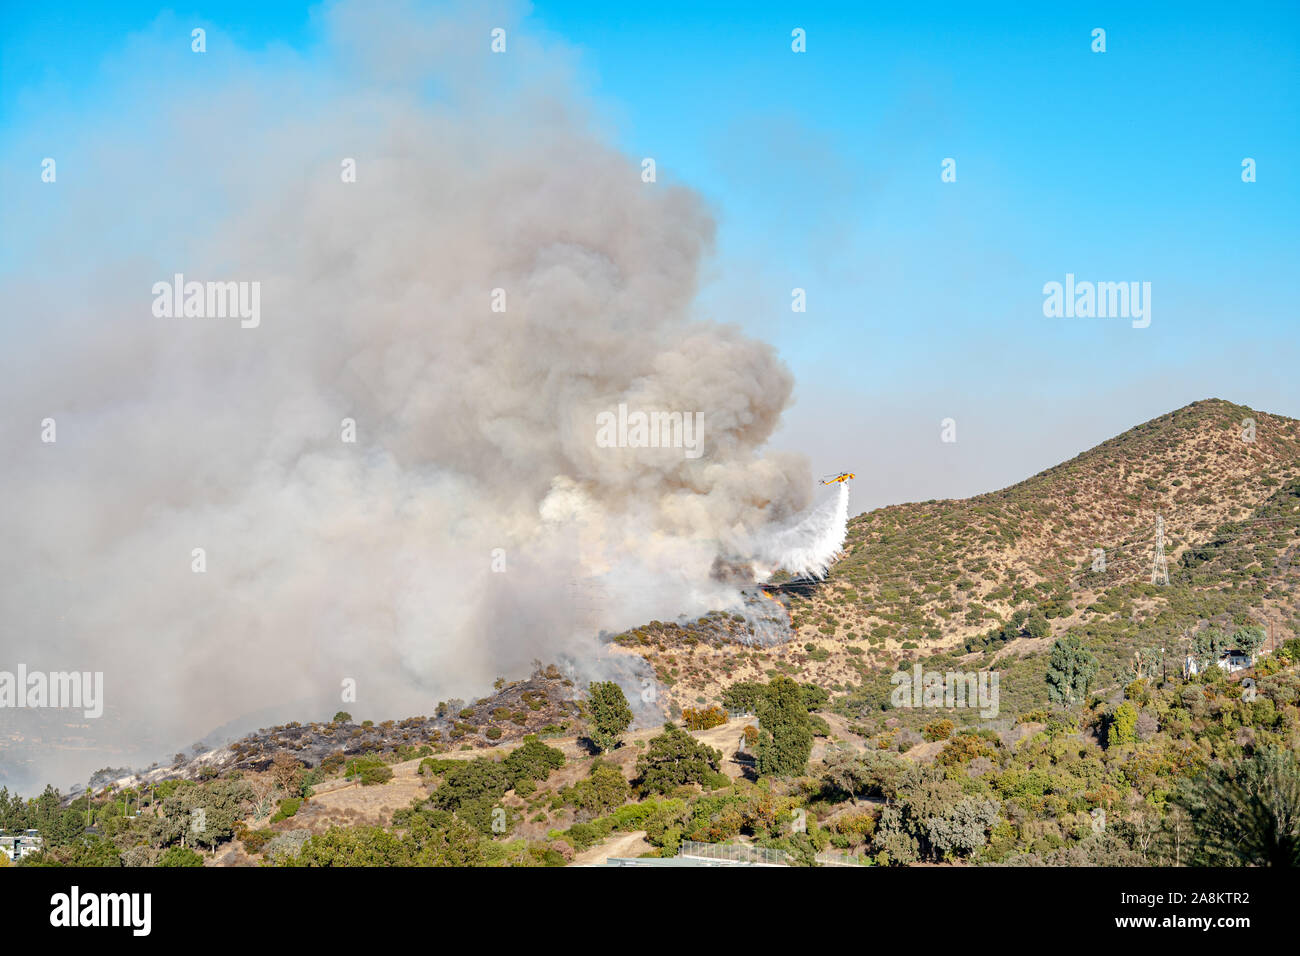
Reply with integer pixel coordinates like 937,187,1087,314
3,0,1297,510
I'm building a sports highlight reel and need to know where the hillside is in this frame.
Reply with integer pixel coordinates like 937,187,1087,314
618,399,1300,715
8,398,1300,870
74,668,584,796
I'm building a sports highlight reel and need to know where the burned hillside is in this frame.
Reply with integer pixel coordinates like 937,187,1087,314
98,667,582,793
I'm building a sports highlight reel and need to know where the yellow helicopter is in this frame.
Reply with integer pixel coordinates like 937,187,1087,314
821,472,855,484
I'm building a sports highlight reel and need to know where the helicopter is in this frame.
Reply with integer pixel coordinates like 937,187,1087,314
821,472,855,484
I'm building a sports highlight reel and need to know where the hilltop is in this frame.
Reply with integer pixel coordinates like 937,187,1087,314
619,399,1300,716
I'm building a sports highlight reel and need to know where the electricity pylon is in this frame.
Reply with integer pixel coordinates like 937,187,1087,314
1151,515,1169,586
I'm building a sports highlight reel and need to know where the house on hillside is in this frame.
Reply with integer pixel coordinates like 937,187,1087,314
1219,650,1254,673
1185,649,1255,676
0,829,43,862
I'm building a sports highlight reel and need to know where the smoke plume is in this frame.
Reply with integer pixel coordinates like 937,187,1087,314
0,0,818,791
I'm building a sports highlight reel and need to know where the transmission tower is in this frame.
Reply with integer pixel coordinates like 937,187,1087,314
1150,515,1169,586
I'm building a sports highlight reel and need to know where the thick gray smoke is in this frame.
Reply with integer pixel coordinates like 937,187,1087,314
0,1,815,791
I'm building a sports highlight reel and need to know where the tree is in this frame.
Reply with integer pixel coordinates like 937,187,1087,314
332,711,352,723
0,786,27,830
270,752,304,796
158,846,204,867
1231,625,1266,661
874,805,920,865
287,825,407,866
163,779,254,854
1192,627,1230,670
403,809,486,866
820,751,877,806
420,757,513,836
502,736,565,787
1107,702,1139,748
247,774,278,820
562,762,632,817
1045,635,1099,706
755,676,813,777
1025,610,1050,639
799,683,829,711
585,681,632,754
24,834,122,867
1175,747,1300,866
925,797,1001,860
721,681,767,714
429,757,511,833
635,723,723,794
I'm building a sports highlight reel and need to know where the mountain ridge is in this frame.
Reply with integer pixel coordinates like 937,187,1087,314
621,398,1300,718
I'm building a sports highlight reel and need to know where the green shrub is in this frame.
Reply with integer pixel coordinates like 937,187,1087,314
158,846,204,867
922,719,954,742
681,705,727,731
271,797,302,822
240,828,276,853
345,757,394,786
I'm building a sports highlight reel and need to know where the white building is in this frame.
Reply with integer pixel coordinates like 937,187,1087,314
0,830,43,862
1219,650,1253,673
1185,650,1254,676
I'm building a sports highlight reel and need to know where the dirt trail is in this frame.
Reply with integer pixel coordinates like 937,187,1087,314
573,830,652,865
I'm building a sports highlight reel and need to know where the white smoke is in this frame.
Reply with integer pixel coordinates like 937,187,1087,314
748,481,851,580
